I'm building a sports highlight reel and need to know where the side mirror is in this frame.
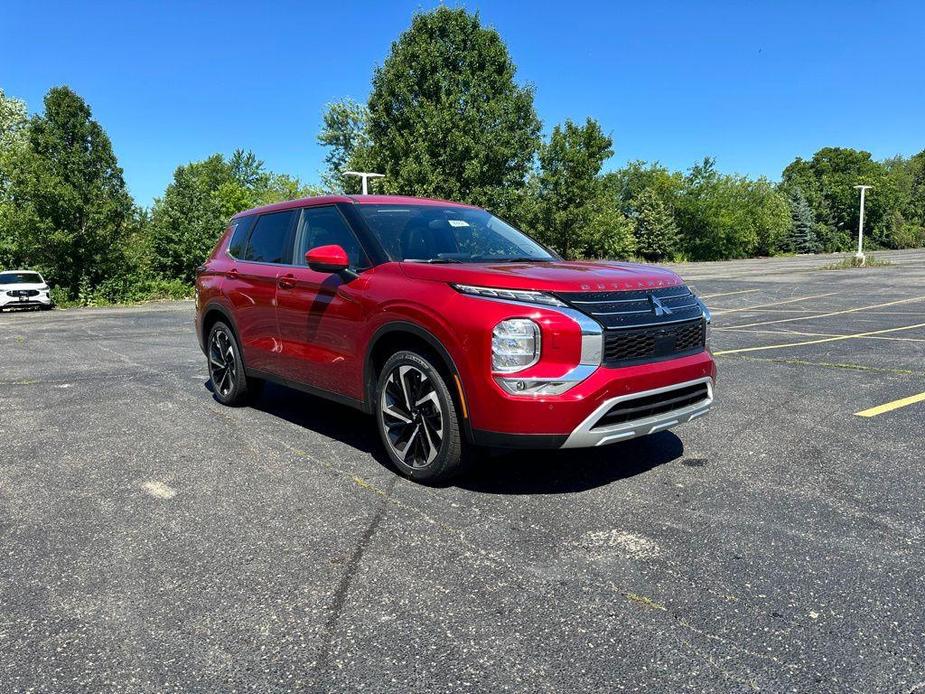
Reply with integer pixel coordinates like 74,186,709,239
306,244,349,273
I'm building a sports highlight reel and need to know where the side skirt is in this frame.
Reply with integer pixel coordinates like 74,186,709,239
247,368,370,414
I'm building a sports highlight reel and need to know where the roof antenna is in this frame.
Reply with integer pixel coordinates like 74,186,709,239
343,171,384,195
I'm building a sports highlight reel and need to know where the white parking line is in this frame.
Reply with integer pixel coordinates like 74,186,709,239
711,292,837,315
720,296,925,329
714,322,925,355
700,288,761,299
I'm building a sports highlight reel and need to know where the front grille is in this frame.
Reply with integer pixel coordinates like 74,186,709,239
7,289,39,297
592,382,710,430
602,319,705,366
556,285,706,367
555,285,702,330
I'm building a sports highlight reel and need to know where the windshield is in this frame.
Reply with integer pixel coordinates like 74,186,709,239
0,272,43,285
356,205,557,263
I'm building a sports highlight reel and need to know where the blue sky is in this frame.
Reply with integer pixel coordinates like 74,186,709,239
2,1,923,207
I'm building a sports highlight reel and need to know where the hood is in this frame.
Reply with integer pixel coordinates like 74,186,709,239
398,259,685,293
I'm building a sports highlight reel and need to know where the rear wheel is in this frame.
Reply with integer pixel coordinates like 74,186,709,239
207,321,258,406
376,350,466,483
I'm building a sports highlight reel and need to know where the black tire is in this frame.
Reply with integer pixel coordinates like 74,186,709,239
206,321,258,406
375,350,467,484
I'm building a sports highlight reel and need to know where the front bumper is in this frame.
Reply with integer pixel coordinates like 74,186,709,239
466,350,716,448
0,294,53,309
561,376,713,447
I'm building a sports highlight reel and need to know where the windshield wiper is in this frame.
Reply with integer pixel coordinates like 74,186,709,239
403,257,464,264
473,256,548,263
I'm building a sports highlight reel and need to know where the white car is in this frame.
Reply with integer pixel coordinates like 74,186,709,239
0,270,54,311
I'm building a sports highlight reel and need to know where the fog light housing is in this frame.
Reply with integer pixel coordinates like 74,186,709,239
492,319,540,372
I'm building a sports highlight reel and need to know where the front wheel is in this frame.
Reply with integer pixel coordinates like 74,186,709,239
376,350,466,483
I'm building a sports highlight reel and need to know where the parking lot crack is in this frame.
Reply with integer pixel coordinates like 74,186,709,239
311,475,397,686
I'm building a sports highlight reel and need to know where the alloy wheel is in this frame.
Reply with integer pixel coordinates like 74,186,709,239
209,328,237,398
380,364,444,468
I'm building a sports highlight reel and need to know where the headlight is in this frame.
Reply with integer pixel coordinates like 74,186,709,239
454,284,566,307
492,319,540,372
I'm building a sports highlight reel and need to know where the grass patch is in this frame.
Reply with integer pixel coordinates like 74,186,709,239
51,278,194,309
821,254,893,270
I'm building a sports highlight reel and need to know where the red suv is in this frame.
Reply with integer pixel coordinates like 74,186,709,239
195,195,715,482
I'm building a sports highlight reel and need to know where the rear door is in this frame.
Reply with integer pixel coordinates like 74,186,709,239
223,209,297,375
275,205,371,399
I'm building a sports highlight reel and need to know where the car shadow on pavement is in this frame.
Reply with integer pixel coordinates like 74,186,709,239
214,380,684,495
237,380,384,453
456,432,684,495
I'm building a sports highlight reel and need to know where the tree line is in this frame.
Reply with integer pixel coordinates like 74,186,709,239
1,7,923,305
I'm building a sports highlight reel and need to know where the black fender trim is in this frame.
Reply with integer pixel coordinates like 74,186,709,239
365,321,474,441
199,301,240,355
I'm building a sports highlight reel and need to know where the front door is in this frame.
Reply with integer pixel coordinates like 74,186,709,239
275,205,371,400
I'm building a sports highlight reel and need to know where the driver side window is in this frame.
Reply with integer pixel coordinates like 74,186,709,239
294,206,369,269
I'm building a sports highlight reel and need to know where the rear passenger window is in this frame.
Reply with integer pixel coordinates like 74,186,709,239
227,216,255,258
294,206,369,269
244,211,295,263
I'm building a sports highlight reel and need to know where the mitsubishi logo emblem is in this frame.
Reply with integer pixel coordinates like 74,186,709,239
649,294,673,316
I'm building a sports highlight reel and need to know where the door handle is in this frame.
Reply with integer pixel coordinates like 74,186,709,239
227,267,239,277
278,274,296,290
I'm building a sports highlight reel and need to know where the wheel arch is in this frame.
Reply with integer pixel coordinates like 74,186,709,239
200,302,242,356
365,321,473,442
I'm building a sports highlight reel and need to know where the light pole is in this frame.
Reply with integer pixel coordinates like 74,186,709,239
343,171,384,195
854,184,872,265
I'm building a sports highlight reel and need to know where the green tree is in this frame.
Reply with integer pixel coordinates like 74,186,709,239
364,7,540,214
631,187,680,261
786,188,820,253
0,89,30,267
585,196,636,260
317,98,372,193
604,161,684,217
149,152,320,282
677,158,789,260
908,150,925,225
0,88,28,157
3,86,133,292
530,118,615,259
257,173,322,205
229,148,269,190
149,154,248,283
780,147,900,250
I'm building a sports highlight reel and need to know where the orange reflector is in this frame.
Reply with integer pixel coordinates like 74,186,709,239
453,374,469,419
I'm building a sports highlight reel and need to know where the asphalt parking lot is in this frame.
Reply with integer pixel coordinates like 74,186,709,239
2,250,924,692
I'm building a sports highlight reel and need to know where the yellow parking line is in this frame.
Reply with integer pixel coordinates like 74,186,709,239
855,392,925,417
700,288,761,299
712,292,837,315
724,296,925,329
713,322,925,355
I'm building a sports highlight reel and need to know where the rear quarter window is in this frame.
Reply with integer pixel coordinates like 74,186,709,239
227,216,255,258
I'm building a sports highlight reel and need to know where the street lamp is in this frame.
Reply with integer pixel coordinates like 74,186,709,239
854,184,872,265
343,171,384,195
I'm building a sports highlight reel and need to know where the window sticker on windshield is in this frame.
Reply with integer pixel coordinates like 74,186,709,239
448,219,470,227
